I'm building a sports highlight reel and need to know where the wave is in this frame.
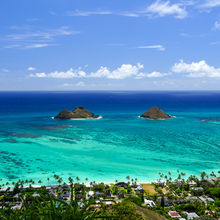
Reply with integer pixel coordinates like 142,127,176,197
138,115,176,120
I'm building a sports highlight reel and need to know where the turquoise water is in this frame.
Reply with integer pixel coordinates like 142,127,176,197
0,91,219,184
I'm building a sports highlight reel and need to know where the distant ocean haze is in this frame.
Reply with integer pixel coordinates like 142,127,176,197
0,91,219,184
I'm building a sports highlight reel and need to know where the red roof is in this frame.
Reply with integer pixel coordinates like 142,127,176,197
169,211,180,217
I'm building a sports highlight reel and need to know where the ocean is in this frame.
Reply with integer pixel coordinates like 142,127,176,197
0,91,219,184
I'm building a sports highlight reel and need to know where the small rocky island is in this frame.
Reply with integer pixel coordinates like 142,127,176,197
140,106,171,120
55,106,99,119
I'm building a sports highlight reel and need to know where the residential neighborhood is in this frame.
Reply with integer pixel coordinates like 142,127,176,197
0,171,219,219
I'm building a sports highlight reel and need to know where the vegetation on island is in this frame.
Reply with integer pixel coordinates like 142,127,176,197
0,171,219,219
55,106,99,119
140,106,171,120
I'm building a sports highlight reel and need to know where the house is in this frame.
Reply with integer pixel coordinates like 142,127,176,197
191,187,203,191
61,183,70,190
135,185,144,193
207,197,215,202
155,180,166,187
103,200,115,205
187,180,197,186
206,179,215,185
168,211,181,218
32,193,40,197
84,183,92,188
199,196,215,204
183,212,200,219
77,201,84,208
62,192,70,199
105,189,111,197
144,199,155,207
115,182,128,189
88,191,94,196
11,204,22,210
199,196,207,204
172,181,182,187
187,196,200,203
114,199,122,203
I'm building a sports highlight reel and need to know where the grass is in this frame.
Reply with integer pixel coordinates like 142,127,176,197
134,204,168,220
141,184,167,196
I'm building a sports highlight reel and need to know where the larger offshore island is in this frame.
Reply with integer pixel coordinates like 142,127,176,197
0,171,219,219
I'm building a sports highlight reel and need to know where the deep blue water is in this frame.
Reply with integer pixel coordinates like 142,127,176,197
0,91,219,184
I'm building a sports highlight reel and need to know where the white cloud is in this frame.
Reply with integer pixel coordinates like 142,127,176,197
25,44,50,49
66,10,112,16
172,60,220,77
30,68,86,79
1,68,9,73
75,81,86,87
199,0,220,8
30,61,220,81
28,67,36,71
213,21,220,30
144,0,187,19
118,12,140,17
90,63,144,79
135,71,167,79
61,83,73,87
66,2,189,19
4,26,79,49
137,45,165,51
30,63,167,80
30,72,47,78
210,41,220,45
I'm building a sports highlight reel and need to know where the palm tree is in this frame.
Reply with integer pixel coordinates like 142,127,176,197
201,172,206,180
68,177,73,184
76,176,80,182
210,171,216,178
47,177,50,185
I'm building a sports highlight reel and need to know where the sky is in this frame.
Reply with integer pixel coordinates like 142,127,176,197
1,0,220,90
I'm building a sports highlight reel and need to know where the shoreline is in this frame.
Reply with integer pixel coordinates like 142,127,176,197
51,116,103,120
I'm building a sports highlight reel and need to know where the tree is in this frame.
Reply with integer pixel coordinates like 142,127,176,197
201,172,206,180
161,194,165,208
68,177,73,184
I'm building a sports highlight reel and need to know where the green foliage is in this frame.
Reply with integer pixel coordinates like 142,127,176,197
0,186,113,219
161,195,165,208
111,200,144,220
92,183,105,193
215,199,220,207
125,195,142,206
207,187,220,198
176,200,205,215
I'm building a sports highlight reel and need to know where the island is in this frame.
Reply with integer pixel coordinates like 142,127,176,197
140,106,171,120
54,106,99,119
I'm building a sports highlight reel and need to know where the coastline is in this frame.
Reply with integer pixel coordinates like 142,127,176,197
51,116,103,120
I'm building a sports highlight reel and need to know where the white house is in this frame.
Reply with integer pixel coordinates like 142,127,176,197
183,212,200,219
144,199,155,207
